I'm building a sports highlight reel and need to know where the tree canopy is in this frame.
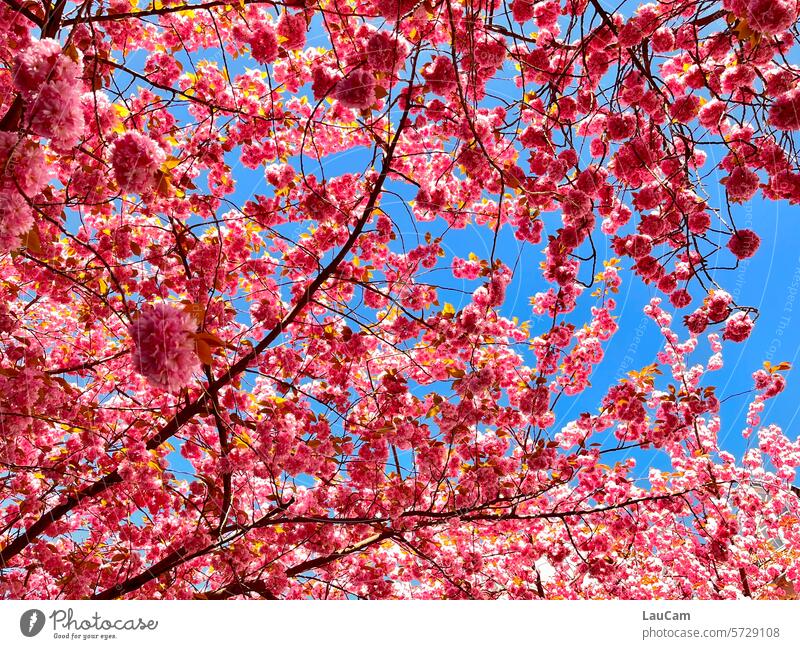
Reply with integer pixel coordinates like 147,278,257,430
1,0,800,599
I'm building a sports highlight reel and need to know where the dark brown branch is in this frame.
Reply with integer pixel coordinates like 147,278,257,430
197,579,278,600
1,0,43,26
286,531,393,578
196,530,392,599
45,350,128,376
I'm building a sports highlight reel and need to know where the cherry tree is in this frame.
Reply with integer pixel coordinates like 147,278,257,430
1,0,800,599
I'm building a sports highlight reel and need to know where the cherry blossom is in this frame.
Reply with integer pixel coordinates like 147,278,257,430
746,0,798,36
128,304,200,392
0,0,798,603
111,131,166,195
727,229,762,259
723,311,755,342
334,69,377,110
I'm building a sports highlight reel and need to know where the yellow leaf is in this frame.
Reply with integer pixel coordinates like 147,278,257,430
182,302,205,324
765,360,792,373
195,338,214,365
162,157,182,170
155,169,173,196
21,224,42,254
63,43,79,63
195,331,226,348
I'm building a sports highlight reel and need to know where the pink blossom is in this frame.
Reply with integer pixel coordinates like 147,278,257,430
13,39,84,148
26,78,85,148
722,167,760,203
650,27,675,52
128,304,200,392
698,99,727,130
669,94,701,124
706,290,732,322
111,131,166,195
144,51,183,86
265,163,295,188
721,64,756,96
374,0,418,20
250,296,281,329
535,0,561,30
724,0,749,15
685,311,709,334
80,91,117,136
249,23,279,65
0,303,16,334
311,64,339,101
0,133,47,251
510,0,535,22
589,137,606,157
722,312,754,342
0,189,33,252
12,38,76,93
473,38,506,70
555,96,578,122
657,274,677,294
768,88,800,131
366,31,410,74
277,12,307,51
606,113,636,141
334,69,377,110
452,256,482,280
687,211,711,234
0,132,48,196
669,289,692,309
727,229,761,259
423,56,457,96
765,68,796,97
560,188,592,219
746,0,797,36
754,369,787,399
